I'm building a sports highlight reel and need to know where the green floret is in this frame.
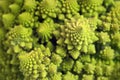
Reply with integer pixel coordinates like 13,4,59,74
19,48,45,80
2,13,15,29
61,57,74,72
0,44,23,80
69,49,81,59
18,12,35,27
73,61,83,74
111,32,120,49
18,46,60,80
37,0,61,19
58,0,80,19
9,3,21,15
48,63,57,75
105,66,114,76
79,54,91,63
63,71,78,80
83,63,95,74
100,2,120,32
4,25,33,54
51,53,62,66
97,76,109,80
0,0,12,12
97,32,111,45
55,46,67,58
50,72,62,80
82,74,94,80
94,60,114,77
36,21,55,43
100,46,114,60
23,0,37,12
19,47,51,80
57,16,98,55
102,64,114,76
95,60,114,77
95,63,103,76
79,0,105,17
110,62,120,80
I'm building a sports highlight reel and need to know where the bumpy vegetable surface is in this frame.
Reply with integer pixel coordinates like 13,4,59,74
0,0,120,80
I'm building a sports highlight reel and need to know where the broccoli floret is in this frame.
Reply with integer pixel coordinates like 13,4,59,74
111,32,120,49
63,71,78,80
4,25,33,54
23,0,37,12
18,46,54,79
57,16,98,55
9,3,21,15
58,0,80,19
82,74,94,80
37,0,61,19
2,13,15,29
100,1,120,32
100,46,114,60
78,0,106,17
18,12,35,27
36,20,55,43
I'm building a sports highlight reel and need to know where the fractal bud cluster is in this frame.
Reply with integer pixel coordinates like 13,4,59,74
0,0,120,80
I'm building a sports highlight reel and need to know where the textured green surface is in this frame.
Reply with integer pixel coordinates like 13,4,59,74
0,0,120,80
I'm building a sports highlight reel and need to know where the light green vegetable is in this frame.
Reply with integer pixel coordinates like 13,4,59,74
0,0,120,80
